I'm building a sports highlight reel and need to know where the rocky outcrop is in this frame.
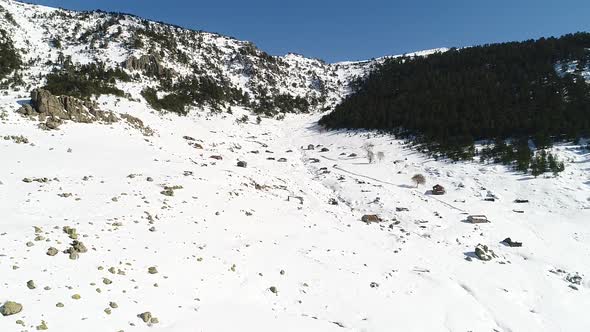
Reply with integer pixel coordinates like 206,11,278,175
30,89,63,115
17,89,118,130
123,54,171,77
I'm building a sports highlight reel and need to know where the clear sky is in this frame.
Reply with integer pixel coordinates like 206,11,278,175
26,0,590,63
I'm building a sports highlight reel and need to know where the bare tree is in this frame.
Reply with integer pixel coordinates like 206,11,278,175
367,150,375,163
411,174,426,188
362,142,375,163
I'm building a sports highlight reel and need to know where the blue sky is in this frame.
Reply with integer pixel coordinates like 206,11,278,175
27,0,590,62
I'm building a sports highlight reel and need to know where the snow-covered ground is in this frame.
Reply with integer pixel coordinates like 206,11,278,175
1,0,589,330
1,92,589,332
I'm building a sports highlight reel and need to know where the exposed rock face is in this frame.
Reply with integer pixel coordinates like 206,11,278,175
123,54,170,77
30,88,63,115
18,89,118,130
120,113,154,136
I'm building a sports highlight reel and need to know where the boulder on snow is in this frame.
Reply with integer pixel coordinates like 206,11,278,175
0,301,23,316
502,238,523,247
237,161,247,168
361,214,382,224
474,244,497,261
16,104,35,116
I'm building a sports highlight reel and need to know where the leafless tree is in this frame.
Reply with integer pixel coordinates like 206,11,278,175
411,174,426,188
362,142,375,163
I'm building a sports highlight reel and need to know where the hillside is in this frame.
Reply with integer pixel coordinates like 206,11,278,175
0,0,380,115
1,1,590,332
320,33,590,164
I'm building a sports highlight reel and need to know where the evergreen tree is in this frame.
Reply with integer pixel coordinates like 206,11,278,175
320,32,590,170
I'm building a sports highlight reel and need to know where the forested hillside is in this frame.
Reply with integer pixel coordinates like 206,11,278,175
320,33,590,164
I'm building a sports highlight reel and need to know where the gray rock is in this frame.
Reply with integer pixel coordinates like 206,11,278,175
361,214,382,224
27,280,36,289
16,104,35,116
28,89,118,129
71,240,87,253
31,89,64,115
36,320,48,330
47,247,59,257
0,301,23,316
138,311,152,323
123,54,171,77
237,161,247,168
474,244,497,261
44,117,62,130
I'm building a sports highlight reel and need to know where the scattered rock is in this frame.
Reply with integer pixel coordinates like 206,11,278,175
566,273,582,286
138,311,152,323
361,214,382,224
161,185,183,197
160,188,174,196
502,238,523,247
474,244,497,261
63,226,78,239
27,280,36,290
36,320,48,330
148,266,158,274
0,301,23,316
237,161,247,168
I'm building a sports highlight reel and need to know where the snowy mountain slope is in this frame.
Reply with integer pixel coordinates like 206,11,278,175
0,0,385,111
0,0,589,331
1,87,590,331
